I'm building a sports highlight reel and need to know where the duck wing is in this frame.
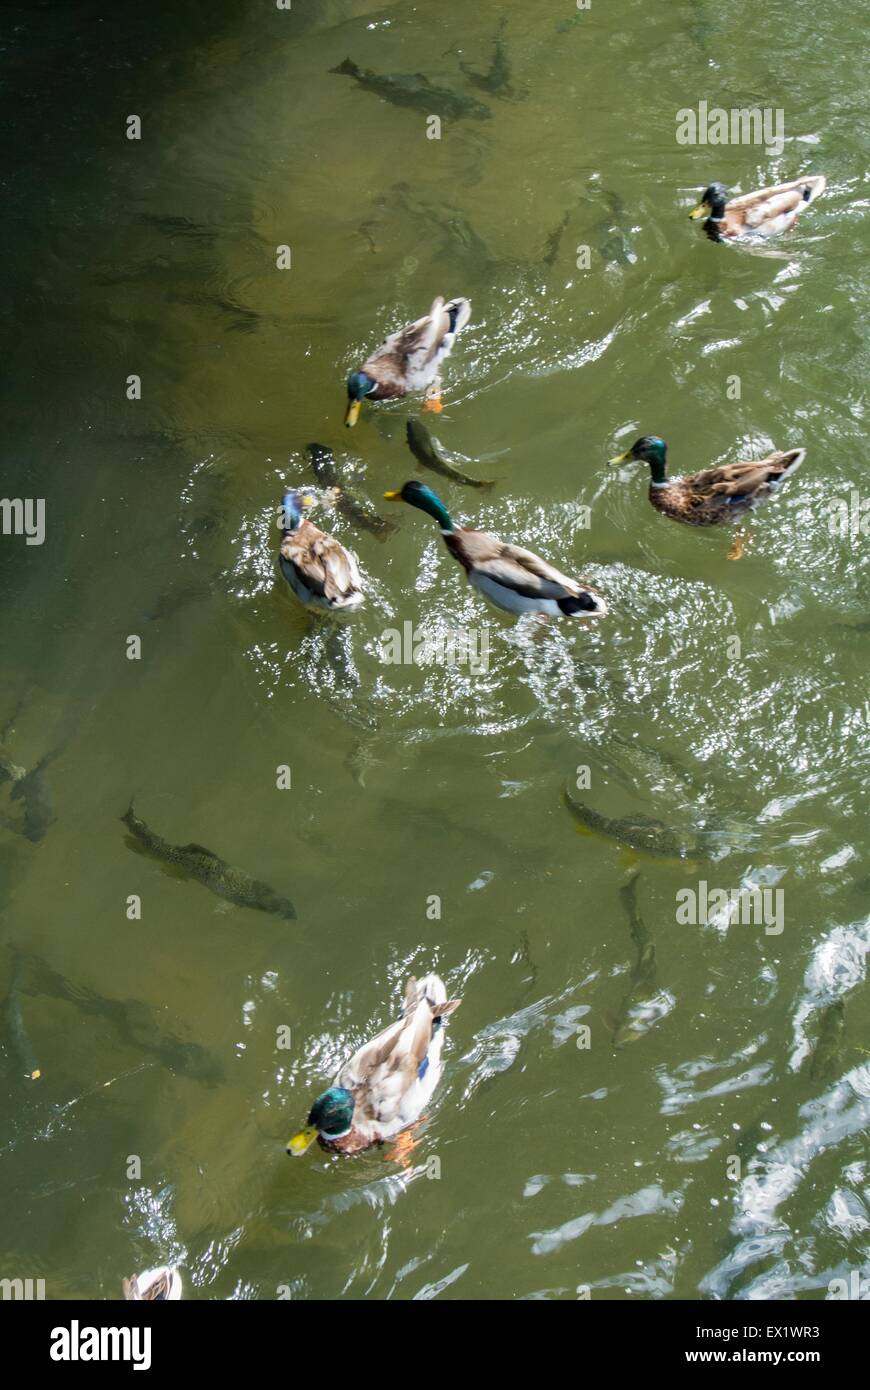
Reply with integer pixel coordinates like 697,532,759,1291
281,520,360,603
364,297,444,375
367,295,471,375
337,977,460,1126
449,528,585,599
679,450,805,508
726,176,825,231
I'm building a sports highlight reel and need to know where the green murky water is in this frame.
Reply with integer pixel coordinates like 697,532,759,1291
1,0,868,1300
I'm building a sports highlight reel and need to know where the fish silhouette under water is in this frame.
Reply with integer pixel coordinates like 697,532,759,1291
7,749,59,843
307,443,397,539
331,58,491,121
607,873,661,1048
8,947,223,1085
458,19,522,100
562,785,703,862
2,952,41,1080
406,418,496,489
809,999,847,1083
595,190,637,267
121,804,297,920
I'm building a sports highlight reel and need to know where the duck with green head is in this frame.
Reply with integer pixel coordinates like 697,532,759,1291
287,975,461,1157
609,436,806,553
384,480,607,619
689,176,826,242
344,295,471,426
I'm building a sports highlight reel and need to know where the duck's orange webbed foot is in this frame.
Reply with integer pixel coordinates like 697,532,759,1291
422,378,443,413
385,1118,426,1167
727,530,747,561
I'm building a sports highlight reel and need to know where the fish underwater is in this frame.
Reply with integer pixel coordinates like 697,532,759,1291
9,948,223,1084
165,288,262,334
511,930,538,1000
384,183,495,267
555,9,587,33
380,794,528,862
2,953,41,1081
808,999,847,1083
562,785,705,862
307,443,397,540
541,211,570,269
687,0,717,54
589,187,637,267
8,749,59,843
607,873,665,1048
620,871,652,958
406,418,496,490
457,19,522,100
562,735,759,864
137,213,220,244
121,803,297,921
330,58,491,121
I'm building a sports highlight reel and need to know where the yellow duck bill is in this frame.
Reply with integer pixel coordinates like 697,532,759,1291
608,449,633,465
688,202,710,220
383,489,402,500
344,399,362,427
286,1126,318,1156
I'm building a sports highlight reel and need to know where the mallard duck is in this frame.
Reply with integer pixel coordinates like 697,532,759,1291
122,1267,182,1300
609,436,806,549
287,975,461,1157
383,480,607,619
345,295,471,426
278,489,364,612
689,176,826,241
